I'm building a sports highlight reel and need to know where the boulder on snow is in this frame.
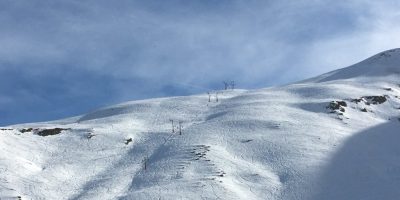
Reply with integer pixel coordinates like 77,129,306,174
125,138,133,145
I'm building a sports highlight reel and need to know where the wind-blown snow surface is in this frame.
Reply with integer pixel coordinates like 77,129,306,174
1,49,400,200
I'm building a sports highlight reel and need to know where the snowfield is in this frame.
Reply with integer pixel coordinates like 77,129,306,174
1,49,400,200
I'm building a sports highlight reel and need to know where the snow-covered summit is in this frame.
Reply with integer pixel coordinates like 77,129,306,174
305,48,400,83
1,50,400,200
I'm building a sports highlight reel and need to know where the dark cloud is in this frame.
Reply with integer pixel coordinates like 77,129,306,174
1,0,400,125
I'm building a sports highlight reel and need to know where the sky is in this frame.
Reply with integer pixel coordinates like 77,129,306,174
1,0,400,126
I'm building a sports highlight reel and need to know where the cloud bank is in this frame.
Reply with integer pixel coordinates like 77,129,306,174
1,0,400,125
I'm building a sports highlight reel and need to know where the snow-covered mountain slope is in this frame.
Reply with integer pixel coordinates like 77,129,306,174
303,48,400,83
1,49,400,200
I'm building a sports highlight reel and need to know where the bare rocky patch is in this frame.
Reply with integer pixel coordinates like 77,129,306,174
351,95,388,105
36,128,70,136
19,128,35,133
0,128,13,131
327,101,347,113
326,95,390,118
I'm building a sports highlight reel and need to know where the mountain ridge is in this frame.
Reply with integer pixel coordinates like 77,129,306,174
302,48,400,83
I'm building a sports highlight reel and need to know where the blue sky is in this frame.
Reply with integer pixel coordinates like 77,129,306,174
1,0,400,126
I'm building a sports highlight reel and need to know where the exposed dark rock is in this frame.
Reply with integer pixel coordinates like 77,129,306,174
37,128,70,136
351,95,388,105
87,133,96,139
20,128,34,133
360,108,368,112
327,101,347,112
364,96,387,104
218,173,225,177
125,138,133,145
338,101,347,107
351,98,362,103
241,139,253,143
383,88,392,91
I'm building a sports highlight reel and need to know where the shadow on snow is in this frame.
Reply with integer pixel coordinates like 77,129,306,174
310,119,400,200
